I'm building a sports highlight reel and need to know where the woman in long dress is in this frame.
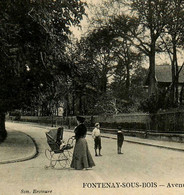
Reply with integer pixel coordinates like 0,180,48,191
70,116,95,170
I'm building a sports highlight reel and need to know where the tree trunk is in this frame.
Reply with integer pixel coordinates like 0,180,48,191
173,40,178,104
72,93,75,115
179,84,184,105
101,64,108,93
0,112,7,143
148,42,156,95
171,57,175,105
101,73,107,93
79,94,82,115
170,37,179,106
125,42,130,98
125,61,130,97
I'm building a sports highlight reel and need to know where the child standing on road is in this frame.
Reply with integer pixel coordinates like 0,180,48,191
117,126,124,154
92,123,102,156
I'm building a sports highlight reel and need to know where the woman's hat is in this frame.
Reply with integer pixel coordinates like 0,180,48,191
76,116,85,123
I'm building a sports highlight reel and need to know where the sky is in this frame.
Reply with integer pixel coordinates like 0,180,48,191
70,0,103,39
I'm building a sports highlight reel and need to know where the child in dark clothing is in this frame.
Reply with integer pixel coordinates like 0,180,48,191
117,127,124,154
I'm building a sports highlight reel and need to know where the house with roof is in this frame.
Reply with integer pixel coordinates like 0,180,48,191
145,64,184,88
145,65,184,102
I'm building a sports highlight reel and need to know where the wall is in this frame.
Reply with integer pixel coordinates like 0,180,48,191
9,111,184,133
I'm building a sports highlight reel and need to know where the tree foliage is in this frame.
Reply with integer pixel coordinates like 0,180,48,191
0,0,86,141
68,0,146,114
0,0,86,111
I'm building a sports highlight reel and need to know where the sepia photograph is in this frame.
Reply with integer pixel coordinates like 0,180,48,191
1,0,184,194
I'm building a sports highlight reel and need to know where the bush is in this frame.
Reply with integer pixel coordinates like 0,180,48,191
9,110,21,120
139,90,174,114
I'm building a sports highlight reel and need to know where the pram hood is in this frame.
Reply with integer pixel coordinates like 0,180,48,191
46,128,63,143
45,128,64,152
45,128,74,153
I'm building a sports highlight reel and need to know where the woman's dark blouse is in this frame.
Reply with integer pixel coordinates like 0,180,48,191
74,124,87,141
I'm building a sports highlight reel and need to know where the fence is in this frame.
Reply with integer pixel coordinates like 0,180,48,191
10,111,184,133
152,111,184,133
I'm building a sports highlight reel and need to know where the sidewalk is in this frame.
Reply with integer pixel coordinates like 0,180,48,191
99,132,184,152
67,128,184,152
0,130,37,164
1,126,184,165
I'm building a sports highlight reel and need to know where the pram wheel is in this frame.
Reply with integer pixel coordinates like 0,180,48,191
45,149,53,160
67,150,72,157
44,148,72,169
58,153,67,168
65,150,72,166
44,149,58,168
58,150,73,168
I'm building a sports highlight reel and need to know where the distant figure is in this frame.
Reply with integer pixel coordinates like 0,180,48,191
92,123,102,156
71,116,95,170
117,127,124,154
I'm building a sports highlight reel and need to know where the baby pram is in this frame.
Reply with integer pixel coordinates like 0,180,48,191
45,127,74,169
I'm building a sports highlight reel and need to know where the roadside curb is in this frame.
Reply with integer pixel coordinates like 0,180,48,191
10,122,184,152
0,131,38,164
124,140,184,152
96,134,184,152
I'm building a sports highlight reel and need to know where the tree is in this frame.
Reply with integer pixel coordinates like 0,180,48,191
128,0,174,95
62,0,144,115
76,1,144,113
160,0,184,104
65,37,101,115
0,0,86,142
